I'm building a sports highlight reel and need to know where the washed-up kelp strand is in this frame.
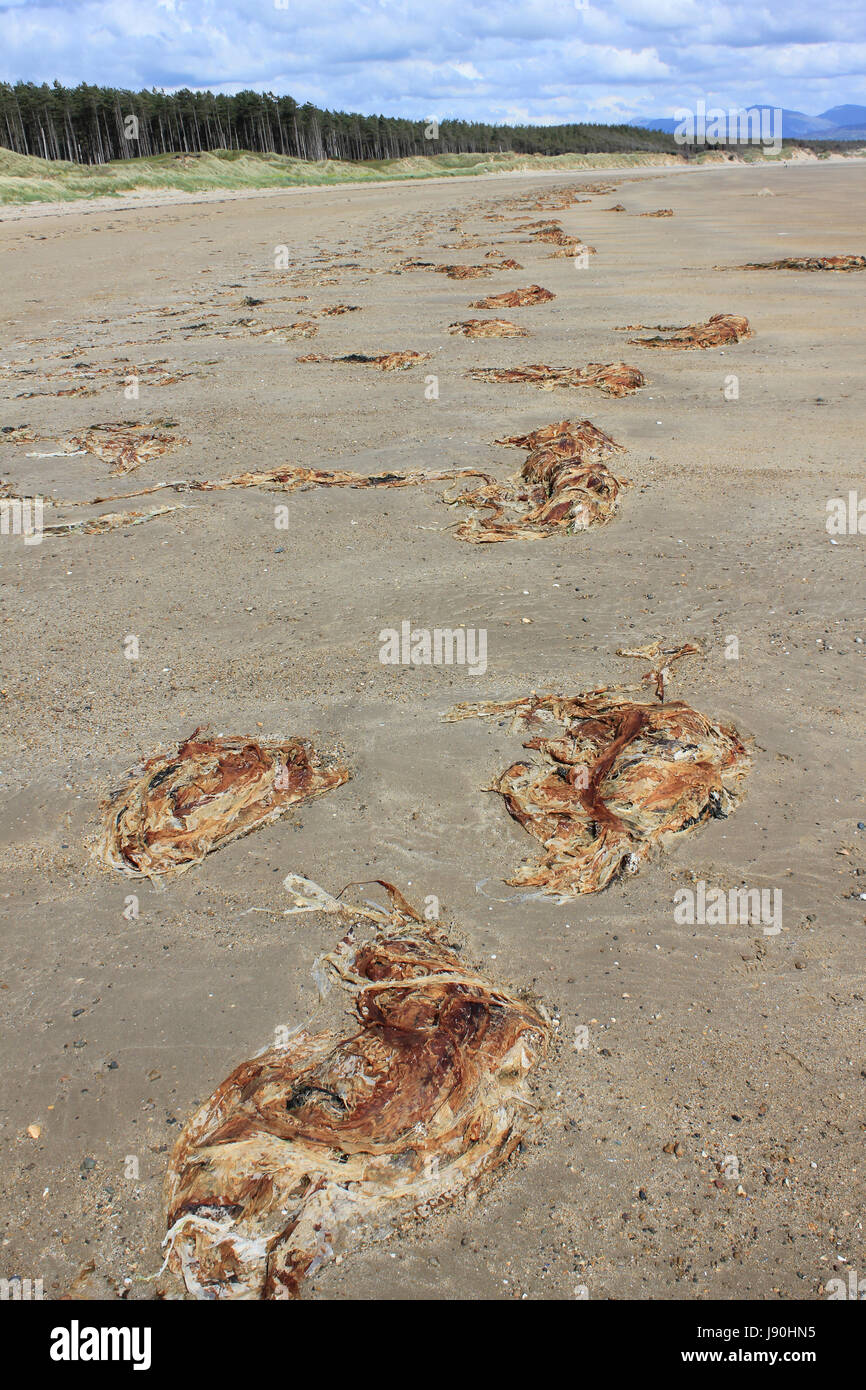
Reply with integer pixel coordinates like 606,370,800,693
621,314,752,350
217,320,319,341
449,319,529,338
522,227,592,251
466,362,646,397
730,255,866,272
444,690,750,896
640,209,674,217
616,639,703,701
436,264,494,279
41,504,188,536
42,421,188,475
163,885,548,1299
9,360,199,399
606,203,627,212
41,465,495,510
296,351,430,371
483,254,523,269
451,419,628,543
469,285,555,309
96,730,350,882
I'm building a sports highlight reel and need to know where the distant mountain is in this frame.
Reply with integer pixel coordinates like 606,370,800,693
630,105,866,142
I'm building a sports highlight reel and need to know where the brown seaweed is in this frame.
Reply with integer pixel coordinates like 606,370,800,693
451,419,628,542
469,285,554,309
445,687,750,896
435,264,494,279
448,319,529,338
622,314,752,350
163,884,548,1298
466,362,646,396
296,351,430,371
96,729,350,881
41,504,187,536
733,255,865,272
67,421,188,475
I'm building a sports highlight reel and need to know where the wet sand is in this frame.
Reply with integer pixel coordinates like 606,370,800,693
0,159,864,1300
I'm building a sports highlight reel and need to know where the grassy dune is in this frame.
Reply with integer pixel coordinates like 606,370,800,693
1,143,854,206
0,146,690,205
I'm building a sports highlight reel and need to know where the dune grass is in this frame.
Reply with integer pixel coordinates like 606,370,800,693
0,146,691,205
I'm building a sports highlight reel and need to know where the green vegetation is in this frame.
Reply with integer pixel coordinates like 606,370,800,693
0,80,683,164
0,146,689,206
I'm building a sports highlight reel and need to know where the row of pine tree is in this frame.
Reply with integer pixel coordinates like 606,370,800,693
0,80,681,165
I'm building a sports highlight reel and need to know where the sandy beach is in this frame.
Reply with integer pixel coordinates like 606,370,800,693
1,157,864,1301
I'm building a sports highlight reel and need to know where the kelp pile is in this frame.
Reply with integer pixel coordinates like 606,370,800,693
396,261,493,279
466,362,646,397
448,318,528,338
445,679,750,896
35,420,189,475
470,285,555,309
733,255,865,272
42,504,187,536
96,730,350,882
519,224,595,258
451,419,628,543
9,360,199,400
438,264,495,279
163,880,548,1299
296,351,430,371
640,209,673,218
621,314,752,350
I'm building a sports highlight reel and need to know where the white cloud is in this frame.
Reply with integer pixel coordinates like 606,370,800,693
0,0,863,122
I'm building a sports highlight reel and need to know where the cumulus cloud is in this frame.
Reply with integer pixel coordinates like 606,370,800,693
0,0,863,120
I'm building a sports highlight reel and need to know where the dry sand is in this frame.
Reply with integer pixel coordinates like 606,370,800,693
0,159,864,1301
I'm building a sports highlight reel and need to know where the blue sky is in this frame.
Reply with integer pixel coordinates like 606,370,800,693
1,0,864,122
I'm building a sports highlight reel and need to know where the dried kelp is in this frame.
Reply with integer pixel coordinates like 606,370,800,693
546,242,596,259
218,320,319,342
469,285,555,309
163,884,548,1299
41,504,187,537
466,362,646,397
66,421,188,475
436,264,493,279
449,319,529,338
732,255,866,272
606,203,627,212
616,639,703,700
523,227,586,248
97,730,350,882
452,419,628,543
10,360,199,399
445,689,750,896
296,351,430,371
40,464,494,511
640,209,674,217
622,314,752,350
483,253,523,269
